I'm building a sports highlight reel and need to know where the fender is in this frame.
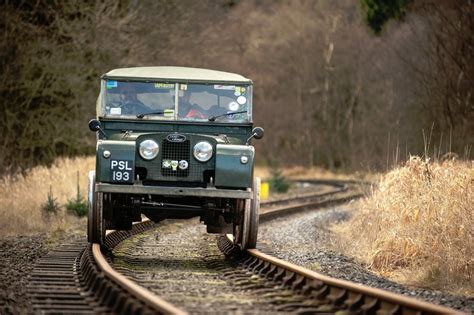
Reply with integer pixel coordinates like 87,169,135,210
215,144,255,188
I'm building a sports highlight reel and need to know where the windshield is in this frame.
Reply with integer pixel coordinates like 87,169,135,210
99,80,252,123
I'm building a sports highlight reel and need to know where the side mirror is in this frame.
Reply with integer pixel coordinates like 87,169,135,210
252,127,264,140
88,119,102,132
246,127,264,145
88,119,107,138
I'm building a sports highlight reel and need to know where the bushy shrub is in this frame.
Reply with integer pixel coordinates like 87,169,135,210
268,167,291,193
41,186,60,219
66,172,87,217
66,198,87,217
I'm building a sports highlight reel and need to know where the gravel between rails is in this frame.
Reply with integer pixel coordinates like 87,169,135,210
111,219,324,314
257,204,474,313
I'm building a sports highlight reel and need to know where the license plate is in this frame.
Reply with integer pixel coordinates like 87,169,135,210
110,160,134,183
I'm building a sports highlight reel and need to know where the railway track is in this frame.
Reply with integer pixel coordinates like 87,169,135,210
27,181,462,314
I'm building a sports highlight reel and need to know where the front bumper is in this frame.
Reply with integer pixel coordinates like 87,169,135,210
95,183,251,199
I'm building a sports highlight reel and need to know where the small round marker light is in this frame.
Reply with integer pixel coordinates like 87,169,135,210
240,156,248,164
103,150,111,158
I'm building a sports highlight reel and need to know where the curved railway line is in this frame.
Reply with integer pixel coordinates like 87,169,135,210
27,181,463,314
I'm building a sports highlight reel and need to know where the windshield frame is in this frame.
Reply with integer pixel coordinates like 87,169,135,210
98,79,253,123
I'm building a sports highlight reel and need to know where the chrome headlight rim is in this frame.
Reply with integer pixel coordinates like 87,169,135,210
139,139,159,160
193,141,213,162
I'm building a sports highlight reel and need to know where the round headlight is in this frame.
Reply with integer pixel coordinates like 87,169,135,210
139,140,159,160
193,141,213,162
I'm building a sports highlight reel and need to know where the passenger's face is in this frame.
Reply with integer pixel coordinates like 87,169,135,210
121,88,137,102
180,93,190,103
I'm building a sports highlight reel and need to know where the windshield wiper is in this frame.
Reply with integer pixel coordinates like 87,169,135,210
208,110,247,122
136,111,165,118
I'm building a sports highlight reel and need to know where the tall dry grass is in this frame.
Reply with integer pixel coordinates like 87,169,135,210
0,158,351,236
332,156,473,295
0,156,95,236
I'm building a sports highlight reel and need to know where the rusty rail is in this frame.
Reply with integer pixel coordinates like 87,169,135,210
91,243,186,314
220,235,461,314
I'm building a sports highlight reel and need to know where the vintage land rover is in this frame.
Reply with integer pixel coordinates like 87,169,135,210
88,67,264,249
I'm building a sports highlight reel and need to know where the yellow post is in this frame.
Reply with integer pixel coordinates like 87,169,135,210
261,181,269,200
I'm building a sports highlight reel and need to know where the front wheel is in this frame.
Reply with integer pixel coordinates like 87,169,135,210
246,177,260,248
87,171,105,244
233,177,260,249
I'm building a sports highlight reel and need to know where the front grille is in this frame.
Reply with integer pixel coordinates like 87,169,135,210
135,134,214,182
161,140,190,177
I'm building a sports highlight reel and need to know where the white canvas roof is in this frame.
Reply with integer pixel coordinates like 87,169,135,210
103,66,252,84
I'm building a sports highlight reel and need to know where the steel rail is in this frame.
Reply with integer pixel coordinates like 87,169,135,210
91,180,462,314
86,181,348,314
92,230,187,314
220,184,464,315
222,233,462,314
245,246,462,314
260,183,348,208
29,180,421,314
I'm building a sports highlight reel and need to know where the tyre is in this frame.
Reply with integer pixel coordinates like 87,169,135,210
87,171,105,244
234,177,260,249
246,177,260,249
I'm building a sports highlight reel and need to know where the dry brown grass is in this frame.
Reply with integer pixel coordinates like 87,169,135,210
332,157,473,296
0,156,95,236
1,159,353,236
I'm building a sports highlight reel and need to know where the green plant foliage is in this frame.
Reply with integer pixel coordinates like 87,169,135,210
268,167,291,194
66,198,88,217
360,0,410,33
66,171,88,217
41,186,60,219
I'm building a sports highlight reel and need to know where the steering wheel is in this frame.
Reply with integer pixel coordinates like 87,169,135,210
119,101,151,115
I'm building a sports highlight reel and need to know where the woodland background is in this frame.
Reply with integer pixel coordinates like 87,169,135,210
1,0,473,173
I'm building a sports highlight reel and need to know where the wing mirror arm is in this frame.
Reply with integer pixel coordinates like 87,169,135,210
246,127,264,145
88,119,107,139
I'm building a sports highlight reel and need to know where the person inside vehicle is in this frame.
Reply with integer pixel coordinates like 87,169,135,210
119,84,150,115
178,90,206,119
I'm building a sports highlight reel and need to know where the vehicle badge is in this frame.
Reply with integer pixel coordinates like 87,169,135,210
171,160,179,171
162,160,171,168
167,134,186,143
178,160,189,170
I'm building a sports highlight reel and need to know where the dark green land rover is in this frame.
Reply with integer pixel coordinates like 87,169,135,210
88,67,264,249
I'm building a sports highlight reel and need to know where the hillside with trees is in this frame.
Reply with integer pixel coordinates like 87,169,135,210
1,0,472,173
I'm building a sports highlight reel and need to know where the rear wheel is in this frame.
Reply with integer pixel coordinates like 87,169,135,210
87,171,105,244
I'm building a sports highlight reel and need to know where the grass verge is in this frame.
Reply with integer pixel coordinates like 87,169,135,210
0,156,94,237
331,157,473,296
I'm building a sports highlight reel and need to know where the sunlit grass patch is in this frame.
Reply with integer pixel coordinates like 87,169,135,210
332,157,473,296
0,156,94,236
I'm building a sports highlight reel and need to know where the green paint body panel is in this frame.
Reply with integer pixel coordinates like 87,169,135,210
100,119,253,142
96,140,136,183
93,68,259,192
95,124,256,189
215,145,254,188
